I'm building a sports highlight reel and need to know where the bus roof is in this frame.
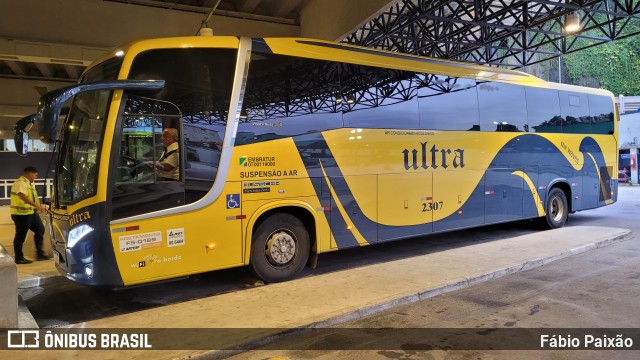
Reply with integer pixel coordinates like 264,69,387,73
88,36,612,97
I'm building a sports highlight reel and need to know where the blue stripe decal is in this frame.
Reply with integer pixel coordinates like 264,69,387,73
293,132,613,248
293,133,361,248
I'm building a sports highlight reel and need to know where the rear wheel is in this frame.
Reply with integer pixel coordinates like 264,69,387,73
538,187,568,229
250,213,310,283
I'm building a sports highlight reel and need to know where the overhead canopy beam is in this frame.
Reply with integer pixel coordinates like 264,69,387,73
104,0,297,25
0,38,104,67
345,0,640,68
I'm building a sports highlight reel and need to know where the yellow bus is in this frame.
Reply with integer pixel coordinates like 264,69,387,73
15,36,618,287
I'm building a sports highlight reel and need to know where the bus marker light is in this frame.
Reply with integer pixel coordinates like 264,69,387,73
458,211,463,215
126,226,139,231
324,206,331,211
347,225,352,230
485,190,494,195
206,244,216,253
226,215,246,220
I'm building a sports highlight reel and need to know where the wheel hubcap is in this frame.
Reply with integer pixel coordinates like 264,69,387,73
266,231,296,265
551,196,564,222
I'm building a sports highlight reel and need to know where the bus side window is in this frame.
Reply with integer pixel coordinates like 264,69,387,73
339,64,419,129
559,91,591,134
525,87,562,133
588,94,615,135
417,75,480,131
477,81,527,132
127,48,236,204
238,53,343,145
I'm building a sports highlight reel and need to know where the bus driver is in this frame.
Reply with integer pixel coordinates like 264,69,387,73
154,128,180,181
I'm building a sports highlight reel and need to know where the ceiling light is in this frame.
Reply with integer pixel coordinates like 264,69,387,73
564,12,581,33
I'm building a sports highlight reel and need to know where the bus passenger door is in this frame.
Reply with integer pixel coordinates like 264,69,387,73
484,168,524,224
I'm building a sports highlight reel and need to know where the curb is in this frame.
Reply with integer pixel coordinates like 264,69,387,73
18,294,39,328
18,271,65,289
17,272,65,328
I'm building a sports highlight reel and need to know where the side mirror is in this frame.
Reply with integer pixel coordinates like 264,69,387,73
14,114,36,156
15,130,29,156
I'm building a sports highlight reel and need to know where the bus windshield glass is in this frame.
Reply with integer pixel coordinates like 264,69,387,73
56,90,110,204
56,58,122,204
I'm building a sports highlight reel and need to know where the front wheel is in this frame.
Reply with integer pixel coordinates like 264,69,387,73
250,213,310,283
538,188,568,229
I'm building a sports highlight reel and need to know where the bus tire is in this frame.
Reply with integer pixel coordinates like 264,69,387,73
539,187,568,229
250,213,310,283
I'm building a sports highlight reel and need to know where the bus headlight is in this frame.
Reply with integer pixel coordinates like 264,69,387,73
68,224,94,248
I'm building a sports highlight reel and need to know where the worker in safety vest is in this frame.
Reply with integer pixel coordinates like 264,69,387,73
10,166,50,264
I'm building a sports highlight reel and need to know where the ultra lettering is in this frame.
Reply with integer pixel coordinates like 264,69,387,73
69,211,91,226
403,141,465,170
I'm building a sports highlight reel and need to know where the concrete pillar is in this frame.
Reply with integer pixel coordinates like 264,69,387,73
0,245,18,328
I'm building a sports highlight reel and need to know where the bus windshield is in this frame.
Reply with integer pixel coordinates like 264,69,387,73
56,58,122,204
56,90,110,204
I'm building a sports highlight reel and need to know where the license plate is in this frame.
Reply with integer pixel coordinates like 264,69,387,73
53,250,60,264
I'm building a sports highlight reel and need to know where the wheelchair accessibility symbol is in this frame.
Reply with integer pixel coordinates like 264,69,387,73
226,194,240,209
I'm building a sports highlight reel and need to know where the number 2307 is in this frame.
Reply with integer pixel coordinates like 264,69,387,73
422,201,443,212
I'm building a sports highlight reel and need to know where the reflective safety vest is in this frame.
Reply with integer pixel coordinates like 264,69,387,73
10,176,39,215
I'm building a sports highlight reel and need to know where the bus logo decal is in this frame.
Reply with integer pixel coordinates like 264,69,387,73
239,156,248,166
69,211,91,226
402,142,465,170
